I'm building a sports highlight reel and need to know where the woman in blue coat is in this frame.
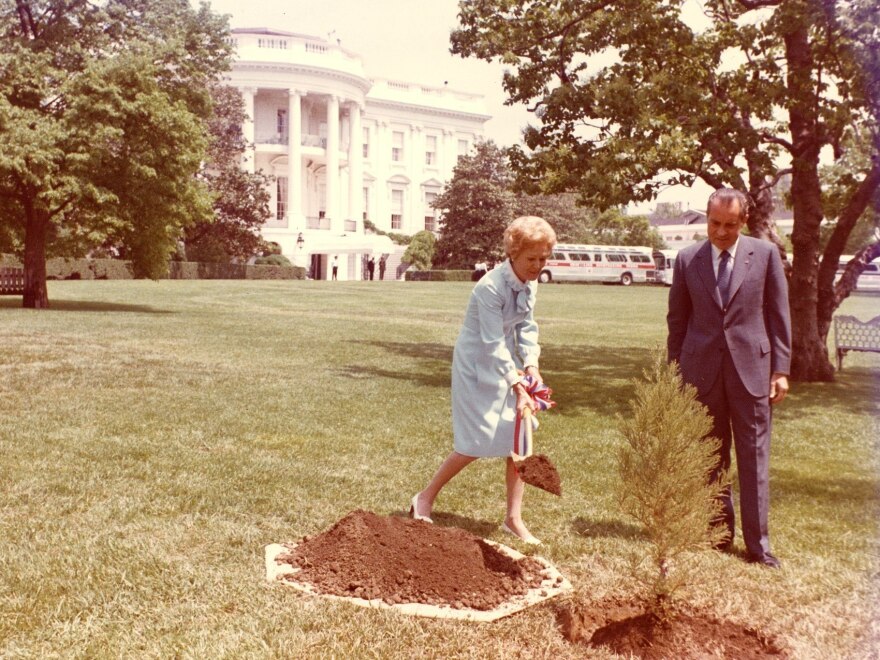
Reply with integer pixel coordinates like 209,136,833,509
410,216,556,545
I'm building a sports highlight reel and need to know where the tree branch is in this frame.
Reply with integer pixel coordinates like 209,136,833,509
759,132,793,151
734,0,783,9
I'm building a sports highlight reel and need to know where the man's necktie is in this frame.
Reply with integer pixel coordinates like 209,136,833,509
717,250,731,306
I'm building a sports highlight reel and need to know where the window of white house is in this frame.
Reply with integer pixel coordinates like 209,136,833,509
363,187,370,221
425,135,437,166
457,139,469,157
276,177,288,219
391,189,404,229
276,109,287,139
424,191,438,232
362,127,370,159
392,131,404,162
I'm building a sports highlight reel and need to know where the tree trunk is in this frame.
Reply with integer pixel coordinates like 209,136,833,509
784,24,835,381
747,179,790,274
22,208,49,309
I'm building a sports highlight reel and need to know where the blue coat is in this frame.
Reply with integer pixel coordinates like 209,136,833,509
451,260,541,457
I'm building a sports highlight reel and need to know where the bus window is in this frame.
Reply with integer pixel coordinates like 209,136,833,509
593,254,602,261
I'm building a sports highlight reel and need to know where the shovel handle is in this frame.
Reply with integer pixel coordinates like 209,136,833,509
522,407,533,458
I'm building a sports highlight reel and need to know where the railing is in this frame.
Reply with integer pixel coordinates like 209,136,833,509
306,216,331,230
264,216,288,229
301,135,327,148
255,134,349,150
256,132,288,145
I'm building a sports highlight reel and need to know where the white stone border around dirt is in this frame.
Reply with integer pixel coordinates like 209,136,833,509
264,539,573,622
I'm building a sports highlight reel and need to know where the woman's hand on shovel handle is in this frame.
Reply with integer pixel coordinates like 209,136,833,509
514,382,535,415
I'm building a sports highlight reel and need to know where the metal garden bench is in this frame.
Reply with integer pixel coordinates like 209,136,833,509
833,314,880,370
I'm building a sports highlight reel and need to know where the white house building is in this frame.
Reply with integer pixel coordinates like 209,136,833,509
224,28,491,280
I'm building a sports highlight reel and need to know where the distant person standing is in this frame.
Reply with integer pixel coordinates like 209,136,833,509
667,188,791,568
367,257,375,280
473,260,488,281
379,255,387,280
331,255,339,281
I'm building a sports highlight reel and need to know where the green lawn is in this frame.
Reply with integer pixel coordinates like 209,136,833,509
1,281,877,658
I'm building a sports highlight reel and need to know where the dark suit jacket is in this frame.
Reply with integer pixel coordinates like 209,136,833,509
667,236,791,398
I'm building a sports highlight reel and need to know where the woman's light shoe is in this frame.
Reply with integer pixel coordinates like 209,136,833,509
501,521,541,545
409,494,433,523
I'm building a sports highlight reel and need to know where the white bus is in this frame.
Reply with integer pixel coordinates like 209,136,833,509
539,244,659,285
654,249,678,286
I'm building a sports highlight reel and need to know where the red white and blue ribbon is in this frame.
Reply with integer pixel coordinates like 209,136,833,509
512,375,556,456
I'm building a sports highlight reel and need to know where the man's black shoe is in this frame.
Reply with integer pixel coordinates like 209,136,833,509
746,552,781,568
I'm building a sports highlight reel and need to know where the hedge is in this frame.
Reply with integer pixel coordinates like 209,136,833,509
405,270,473,282
0,256,306,281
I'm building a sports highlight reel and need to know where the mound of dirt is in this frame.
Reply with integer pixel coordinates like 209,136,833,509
559,597,786,659
275,510,551,611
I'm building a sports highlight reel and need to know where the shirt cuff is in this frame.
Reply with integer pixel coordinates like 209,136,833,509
504,370,523,388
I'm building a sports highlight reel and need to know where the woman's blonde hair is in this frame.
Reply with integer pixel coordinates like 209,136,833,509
503,216,557,258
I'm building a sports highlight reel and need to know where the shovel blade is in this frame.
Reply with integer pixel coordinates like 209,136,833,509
514,453,562,497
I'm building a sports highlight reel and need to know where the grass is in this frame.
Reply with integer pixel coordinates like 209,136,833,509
1,280,878,659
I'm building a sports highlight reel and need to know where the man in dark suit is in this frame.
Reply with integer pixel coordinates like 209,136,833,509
667,188,791,568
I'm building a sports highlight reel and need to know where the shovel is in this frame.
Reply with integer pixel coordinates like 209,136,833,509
510,407,562,496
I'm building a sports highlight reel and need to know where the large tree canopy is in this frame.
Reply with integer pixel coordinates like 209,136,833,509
432,140,517,269
185,84,273,263
452,0,880,381
0,0,232,307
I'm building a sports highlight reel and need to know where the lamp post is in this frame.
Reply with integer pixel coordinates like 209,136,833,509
295,232,305,272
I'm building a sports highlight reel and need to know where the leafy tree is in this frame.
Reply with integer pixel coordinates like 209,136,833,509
0,0,232,308
433,140,516,269
403,230,436,270
514,192,595,242
184,84,273,263
452,0,880,381
591,209,666,248
618,353,729,622
515,192,666,246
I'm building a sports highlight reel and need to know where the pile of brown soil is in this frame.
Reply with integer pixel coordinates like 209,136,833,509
275,510,551,611
558,597,786,659
515,453,562,496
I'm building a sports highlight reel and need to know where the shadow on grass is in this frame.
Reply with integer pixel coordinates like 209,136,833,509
541,344,654,418
343,340,655,417
0,298,172,314
572,516,647,541
339,341,452,389
778,367,880,418
772,468,880,507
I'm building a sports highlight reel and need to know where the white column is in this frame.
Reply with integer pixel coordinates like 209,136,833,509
242,87,257,173
288,90,303,228
409,124,422,234
377,120,389,231
326,95,340,229
440,129,453,180
348,102,363,232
